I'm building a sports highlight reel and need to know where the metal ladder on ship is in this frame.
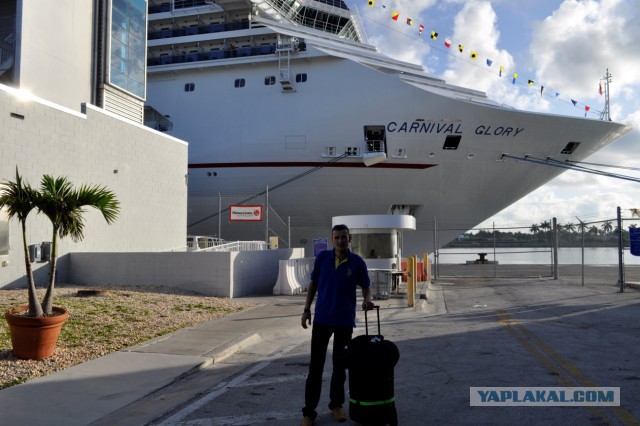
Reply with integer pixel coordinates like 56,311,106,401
276,35,296,92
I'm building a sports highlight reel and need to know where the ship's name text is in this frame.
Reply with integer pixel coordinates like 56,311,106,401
387,122,524,137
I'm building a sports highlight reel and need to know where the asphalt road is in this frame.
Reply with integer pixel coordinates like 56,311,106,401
98,274,640,426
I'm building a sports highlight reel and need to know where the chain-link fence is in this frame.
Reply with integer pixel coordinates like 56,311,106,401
432,207,640,287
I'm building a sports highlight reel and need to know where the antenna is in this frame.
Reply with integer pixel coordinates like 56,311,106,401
599,68,612,121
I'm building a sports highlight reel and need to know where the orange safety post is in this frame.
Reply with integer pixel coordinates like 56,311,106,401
407,256,415,307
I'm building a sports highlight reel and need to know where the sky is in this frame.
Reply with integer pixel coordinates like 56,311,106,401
352,0,640,230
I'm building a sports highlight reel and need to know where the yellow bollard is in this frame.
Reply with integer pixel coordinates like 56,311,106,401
423,252,431,282
407,256,415,307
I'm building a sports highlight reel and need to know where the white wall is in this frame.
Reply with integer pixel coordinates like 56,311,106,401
0,85,188,289
69,248,305,298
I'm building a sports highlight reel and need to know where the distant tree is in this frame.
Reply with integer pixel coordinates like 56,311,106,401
540,220,551,233
564,222,576,233
601,220,613,235
589,225,599,236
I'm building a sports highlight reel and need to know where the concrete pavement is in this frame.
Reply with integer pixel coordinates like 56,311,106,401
1,265,638,425
0,292,423,425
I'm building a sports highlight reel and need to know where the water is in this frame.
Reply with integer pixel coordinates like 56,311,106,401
435,247,631,265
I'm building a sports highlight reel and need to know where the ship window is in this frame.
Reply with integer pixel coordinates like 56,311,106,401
443,135,461,150
234,78,246,88
184,83,195,92
561,141,580,154
264,76,276,85
295,73,308,83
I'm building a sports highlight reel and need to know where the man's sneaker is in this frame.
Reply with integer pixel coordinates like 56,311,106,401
300,416,314,426
331,407,347,422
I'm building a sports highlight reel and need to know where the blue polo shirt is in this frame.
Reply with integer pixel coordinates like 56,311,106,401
311,249,370,327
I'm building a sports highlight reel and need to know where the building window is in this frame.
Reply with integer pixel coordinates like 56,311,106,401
109,0,147,99
264,76,276,85
234,78,246,88
184,82,195,92
295,73,308,83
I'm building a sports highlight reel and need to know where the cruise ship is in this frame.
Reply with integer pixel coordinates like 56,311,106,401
144,0,631,255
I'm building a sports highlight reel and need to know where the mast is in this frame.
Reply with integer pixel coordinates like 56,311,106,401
599,68,612,121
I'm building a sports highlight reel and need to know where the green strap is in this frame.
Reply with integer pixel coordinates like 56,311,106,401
349,396,395,406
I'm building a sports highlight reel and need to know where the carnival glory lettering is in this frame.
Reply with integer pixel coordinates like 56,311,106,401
387,122,524,137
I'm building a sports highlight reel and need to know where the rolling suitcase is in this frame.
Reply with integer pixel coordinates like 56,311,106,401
347,306,399,426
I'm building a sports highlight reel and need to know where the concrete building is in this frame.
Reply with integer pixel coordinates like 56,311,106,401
0,0,189,288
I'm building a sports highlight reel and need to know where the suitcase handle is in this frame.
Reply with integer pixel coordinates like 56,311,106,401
364,305,381,336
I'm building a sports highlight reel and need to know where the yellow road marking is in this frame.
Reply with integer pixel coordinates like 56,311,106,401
496,310,638,425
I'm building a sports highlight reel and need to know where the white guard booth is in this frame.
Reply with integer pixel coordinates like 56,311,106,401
332,215,416,299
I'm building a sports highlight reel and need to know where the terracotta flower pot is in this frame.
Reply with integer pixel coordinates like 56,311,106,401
4,306,69,360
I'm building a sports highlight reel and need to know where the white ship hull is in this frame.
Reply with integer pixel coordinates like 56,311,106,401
145,0,630,255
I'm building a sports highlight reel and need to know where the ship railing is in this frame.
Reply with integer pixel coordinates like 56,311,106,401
256,0,355,38
148,20,251,40
198,241,268,252
147,43,277,66
148,0,215,14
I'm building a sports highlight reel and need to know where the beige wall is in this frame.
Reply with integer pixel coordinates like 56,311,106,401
0,84,188,289
16,0,94,112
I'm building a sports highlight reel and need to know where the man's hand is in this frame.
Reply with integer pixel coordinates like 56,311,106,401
362,299,375,311
301,311,311,329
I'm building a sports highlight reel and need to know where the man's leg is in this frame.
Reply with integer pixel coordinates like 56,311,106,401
328,326,353,410
302,324,332,419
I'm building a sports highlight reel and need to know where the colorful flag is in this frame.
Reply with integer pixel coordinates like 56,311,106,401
444,38,452,48
599,82,603,95
571,99,577,106
430,31,438,40
585,105,590,112
368,0,375,7
512,72,518,84
470,51,478,60
406,18,413,26
555,92,560,97
418,24,424,35
458,44,464,53
499,65,504,76
391,11,399,20
540,86,544,97
486,58,493,67
528,80,534,86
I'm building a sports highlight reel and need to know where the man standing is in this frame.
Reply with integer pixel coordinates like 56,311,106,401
300,224,374,425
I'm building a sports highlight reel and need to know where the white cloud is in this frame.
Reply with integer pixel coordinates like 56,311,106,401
363,1,437,67
441,1,514,94
530,0,640,107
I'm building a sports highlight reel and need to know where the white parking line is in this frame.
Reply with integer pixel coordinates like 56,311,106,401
156,344,300,426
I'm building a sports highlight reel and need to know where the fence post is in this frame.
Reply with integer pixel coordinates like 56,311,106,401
553,217,559,280
617,206,625,292
433,216,438,279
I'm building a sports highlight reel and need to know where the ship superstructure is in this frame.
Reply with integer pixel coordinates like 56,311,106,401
145,0,630,254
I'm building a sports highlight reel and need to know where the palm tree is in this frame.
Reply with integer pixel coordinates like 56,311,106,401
529,223,539,235
564,222,576,234
0,169,44,317
577,220,588,234
37,175,120,315
601,220,613,235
